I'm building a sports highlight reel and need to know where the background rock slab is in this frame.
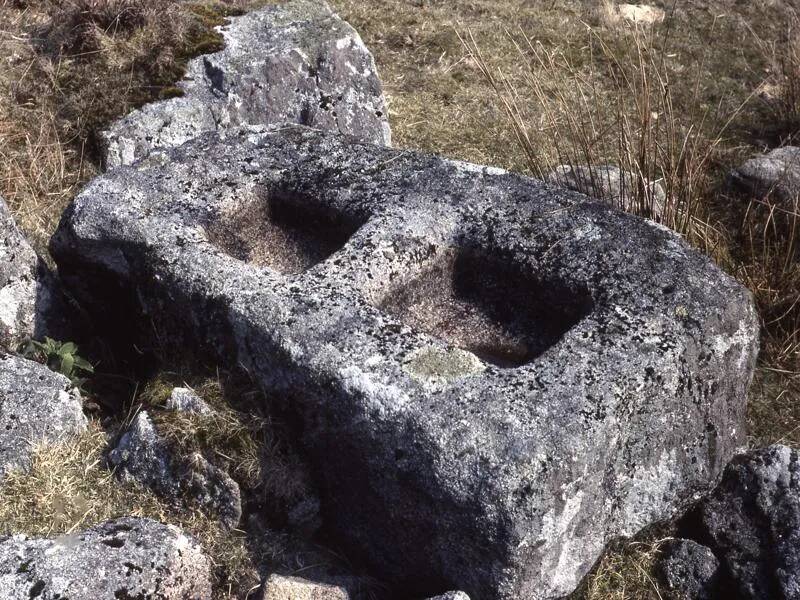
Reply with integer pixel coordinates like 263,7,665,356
730,146,800,206
52,125,759,599
102,0,391,168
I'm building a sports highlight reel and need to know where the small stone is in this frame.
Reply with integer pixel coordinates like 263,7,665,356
0,354,86,481
616,4,665,24
546,164,666,219
166,386,213,415
0,517,212,599
657,539,719,600
260,574,349,600
731,146,800,207
183,451,242,529
109,411,242,528
426,593,471,600
109,411,178,495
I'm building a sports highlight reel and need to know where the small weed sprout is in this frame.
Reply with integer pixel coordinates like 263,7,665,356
22,337,94,388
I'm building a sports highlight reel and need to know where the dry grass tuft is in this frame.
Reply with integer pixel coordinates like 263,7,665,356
575,536,670,600
140,370,314,520
0,0,262,249
460,23,743,260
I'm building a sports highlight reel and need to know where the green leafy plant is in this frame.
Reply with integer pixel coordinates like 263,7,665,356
22,337,94,388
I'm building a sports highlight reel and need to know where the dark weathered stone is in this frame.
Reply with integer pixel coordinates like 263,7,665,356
0,517,212,599
0,354,86,480
0,197,65,350
730,146,800,206
109,411,242,528
103,0,390,169
697,445,800,600
657,539,720,600
52,125,759,599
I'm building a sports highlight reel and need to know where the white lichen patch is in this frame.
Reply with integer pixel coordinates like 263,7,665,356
404,346,486,384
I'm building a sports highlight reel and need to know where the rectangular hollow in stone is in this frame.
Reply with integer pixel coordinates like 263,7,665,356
51,126,759,600
205,188,366,274
377,247,593,367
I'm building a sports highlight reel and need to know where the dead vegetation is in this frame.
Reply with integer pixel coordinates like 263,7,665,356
0,421,261,597
0,0,260,250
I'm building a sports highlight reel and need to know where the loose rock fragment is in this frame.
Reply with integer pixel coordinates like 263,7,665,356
0,517,213,599
110,411,242,528
546,164,666,219
53,125,759,599
0,197,65,350
657,539,720,600
0,354,86,481
103,0,391,168
167,386,214,415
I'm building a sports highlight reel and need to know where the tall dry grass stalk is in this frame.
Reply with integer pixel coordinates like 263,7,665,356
748,8,800,145
460,22,750,260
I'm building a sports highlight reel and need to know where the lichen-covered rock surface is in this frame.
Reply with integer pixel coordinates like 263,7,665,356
102,0,390,168
0,197,63,350
0,353,86,480
52,125,759,599
0,516,213,599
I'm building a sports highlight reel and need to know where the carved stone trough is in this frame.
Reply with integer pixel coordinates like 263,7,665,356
52,126,759,599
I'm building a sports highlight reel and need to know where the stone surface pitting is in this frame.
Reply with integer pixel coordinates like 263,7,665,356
102,0,391,168
0,354,86,481
52,125,759,599
0,517,212,599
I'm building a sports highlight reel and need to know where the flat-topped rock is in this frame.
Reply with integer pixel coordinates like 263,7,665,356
103,0,390,168
0,517,212,599
52,125,759,599
0,353,86,481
